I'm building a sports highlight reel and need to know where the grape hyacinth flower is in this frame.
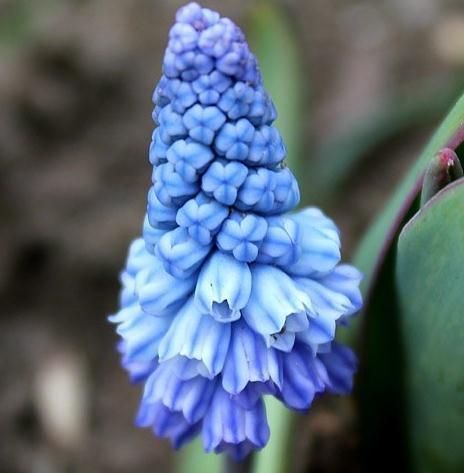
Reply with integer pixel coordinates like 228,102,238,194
110,2,362,461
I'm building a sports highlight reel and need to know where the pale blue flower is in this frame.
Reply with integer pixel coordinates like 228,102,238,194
195,251,252,322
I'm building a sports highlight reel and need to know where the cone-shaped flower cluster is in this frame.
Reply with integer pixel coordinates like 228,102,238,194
110,2,362,460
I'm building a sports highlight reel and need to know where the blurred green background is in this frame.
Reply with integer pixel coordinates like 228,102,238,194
1,0,464,472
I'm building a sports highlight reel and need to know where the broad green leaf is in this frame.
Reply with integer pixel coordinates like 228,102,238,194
396,180,464,473
351,91,464,472
355,92,464,293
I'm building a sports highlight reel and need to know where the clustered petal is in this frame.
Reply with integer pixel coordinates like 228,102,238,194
110,2,362,461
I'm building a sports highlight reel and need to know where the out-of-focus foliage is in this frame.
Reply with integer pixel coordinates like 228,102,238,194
305,78,464,205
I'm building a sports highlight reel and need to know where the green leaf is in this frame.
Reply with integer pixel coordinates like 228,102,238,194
253,397,296,473
350,91,464,472
396,179,464,473
356,90,464,298
177,439,222,473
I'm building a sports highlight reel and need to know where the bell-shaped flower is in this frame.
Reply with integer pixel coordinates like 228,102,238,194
242,264,312,341
221,320,282,394
202,386,270,460
194,251,251,322
156,227,212,279
284,207,341,277
136,257,196,317
158,298,231,378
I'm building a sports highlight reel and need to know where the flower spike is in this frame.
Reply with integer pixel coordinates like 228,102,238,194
110,2,362,460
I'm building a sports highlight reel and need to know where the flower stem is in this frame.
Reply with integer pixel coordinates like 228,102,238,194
225,454,254,473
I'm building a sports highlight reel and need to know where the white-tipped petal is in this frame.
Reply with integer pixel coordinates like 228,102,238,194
284,207,341,277
242,264,312,337
136,258,196,317
158,298,231,377
195,251,251,322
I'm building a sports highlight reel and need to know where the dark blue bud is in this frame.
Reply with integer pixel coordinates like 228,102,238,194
271,167,300,214
193,52,215,76
247,126,286,166
236,168,277,212
216,212,268,262
158,104,187,143
198,18,237,58
143,215,167,253
218,82,255,120
163,49,179,79
153,162,199,207
176,193,229,245
192,71,232,105
166,139,214,183
168,79,197,114
183,104,226,145
156,227,212,278
149,129,169,166
216,41,249,78
201,159,248,205
147,187,178,230
168,23,199,54
248,87,273,126
153,76,170,107
242,54,261,85
176,2,220,29
256,216,301,266
214,118,254,161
